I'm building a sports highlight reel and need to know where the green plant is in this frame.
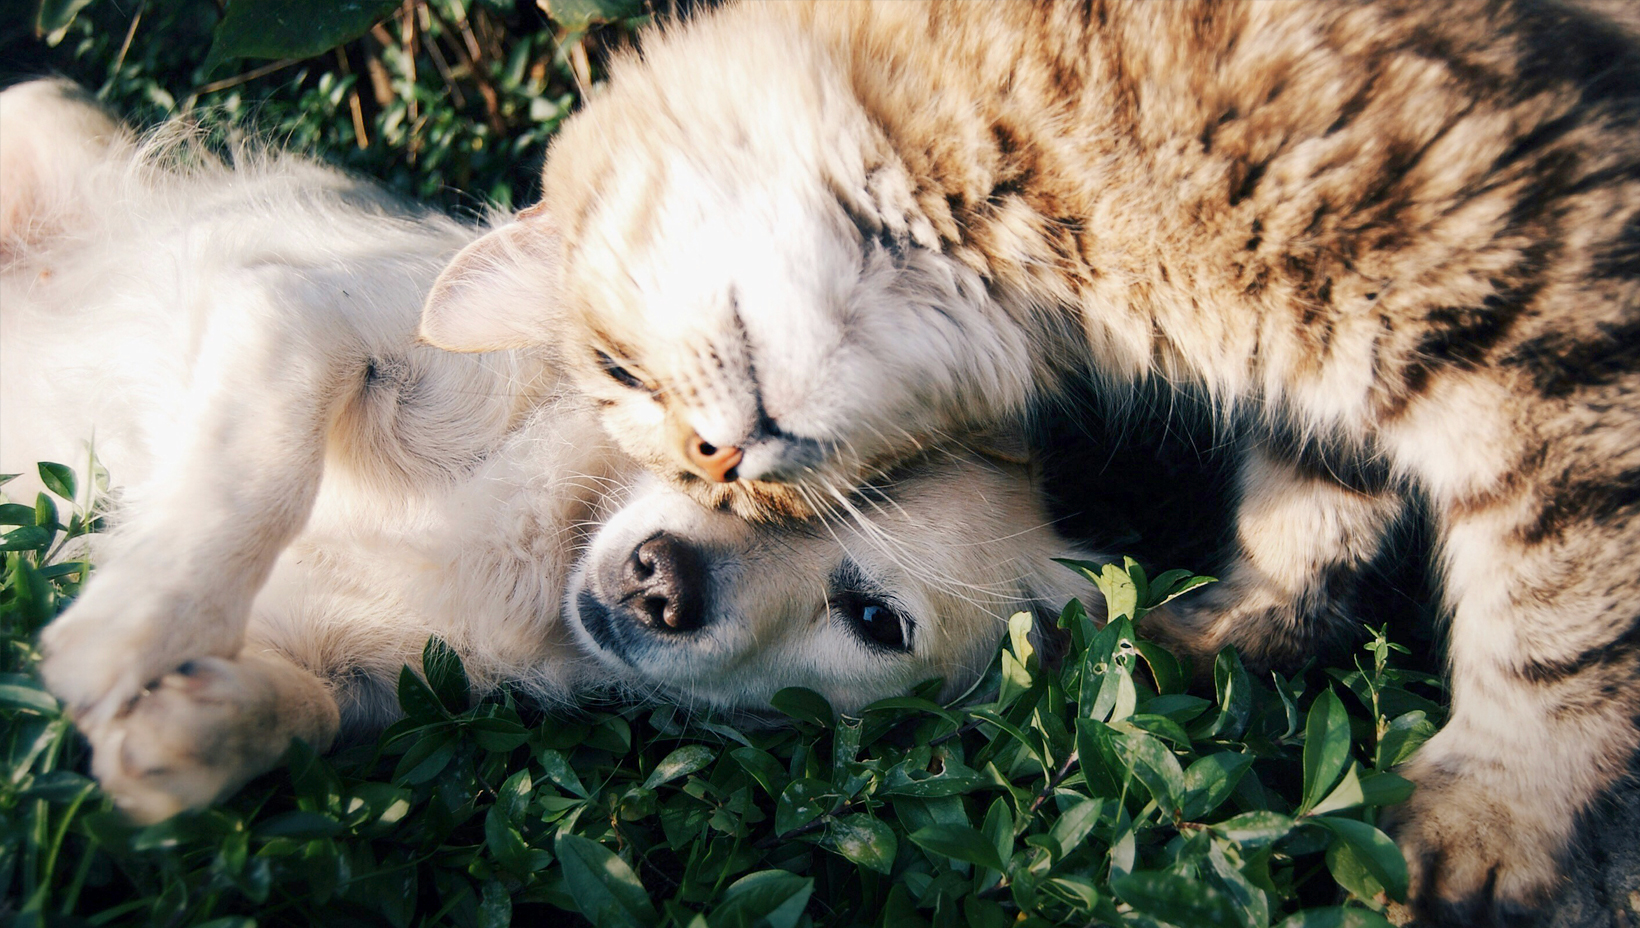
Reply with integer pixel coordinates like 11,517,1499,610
10,0,650,211
3,7,1448,924
0,459,1446,927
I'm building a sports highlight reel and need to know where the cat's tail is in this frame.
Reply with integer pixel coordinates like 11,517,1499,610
0,79,130,262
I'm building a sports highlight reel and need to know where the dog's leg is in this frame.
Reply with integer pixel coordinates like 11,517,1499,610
39,287,369,731
1143,445,1405,674
83,647,339,824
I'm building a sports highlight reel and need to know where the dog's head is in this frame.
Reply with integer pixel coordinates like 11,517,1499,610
565,444,1100,716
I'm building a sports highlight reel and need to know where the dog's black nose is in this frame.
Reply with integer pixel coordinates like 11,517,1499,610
619,533,707,632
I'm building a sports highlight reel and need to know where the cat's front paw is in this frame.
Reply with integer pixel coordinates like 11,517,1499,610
83,655,338,824
1386,761,1568,928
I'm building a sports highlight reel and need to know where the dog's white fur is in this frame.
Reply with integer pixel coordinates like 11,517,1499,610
0,81,1098,823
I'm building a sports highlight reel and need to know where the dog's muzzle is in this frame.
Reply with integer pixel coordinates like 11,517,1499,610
576,532,710,666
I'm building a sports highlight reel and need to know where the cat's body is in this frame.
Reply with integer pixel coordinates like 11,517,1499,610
421,1,1640,922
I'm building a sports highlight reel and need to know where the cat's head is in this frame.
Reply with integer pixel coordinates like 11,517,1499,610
420,9,1041,519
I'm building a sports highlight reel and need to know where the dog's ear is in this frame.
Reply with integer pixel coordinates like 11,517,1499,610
0,80,127,258
420,204,562,352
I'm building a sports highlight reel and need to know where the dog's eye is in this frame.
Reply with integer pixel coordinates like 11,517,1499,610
595,350,647,391
839,593,912,652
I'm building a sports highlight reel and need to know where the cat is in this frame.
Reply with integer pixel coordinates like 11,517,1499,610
417,1,1640,922
1,79,1099,822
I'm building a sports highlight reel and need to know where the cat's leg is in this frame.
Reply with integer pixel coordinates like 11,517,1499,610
83,647,340,824
1143,444,1406,674
38,287,369,732
1389,475,1640,924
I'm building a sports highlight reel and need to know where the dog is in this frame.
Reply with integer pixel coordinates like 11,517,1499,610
0,80,1100,823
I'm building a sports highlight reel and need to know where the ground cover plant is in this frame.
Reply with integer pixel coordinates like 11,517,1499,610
3,3,1444,925
1,460,1442,927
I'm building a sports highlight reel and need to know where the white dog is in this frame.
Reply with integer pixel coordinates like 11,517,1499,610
0,81,1099,823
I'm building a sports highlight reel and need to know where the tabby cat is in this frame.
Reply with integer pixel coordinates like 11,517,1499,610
421,1,1640,922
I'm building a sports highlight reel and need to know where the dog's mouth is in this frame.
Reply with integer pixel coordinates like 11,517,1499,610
573,589,641,668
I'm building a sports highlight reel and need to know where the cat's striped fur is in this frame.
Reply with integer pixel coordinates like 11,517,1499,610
421,2,1640,922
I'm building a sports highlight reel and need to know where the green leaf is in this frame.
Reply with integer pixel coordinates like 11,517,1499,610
255,810,345,839
730,747,789,799
1214,810,1295,849
207,0,400,67
978,797,1013,888
0,675,59,715
1114,731,1185,815
555,834,657,928
542,0,646,30
1149,573,1216,609
774,779,833,835
1046,796,1102,860
908,823,1005,871
396,664,448,722
36,0,99,45
1134,639,1186,695
1310,764,1377,817
485,805,534,874
1182,752,1254,820
1325,835,1387,906
1274,908,1396,928
1300,689,1353,813
1312,816,1410,902
769,686,834,728
1376,711,1437,769
1080,560,1139,622
643,744,716,789
0,503,37,526
1110,870,1247,927
495,769,532,820
421,637,470,714
2,526,52,551
37,462,75,501
1358,771,1415,807
1081,617,1139,722
393,729,456,784
881,757,990,798
1201,647,1252,739
710,870,813,928
825,814,896,874
1073,717,1125,799
479,880,513,928
536,748,590,799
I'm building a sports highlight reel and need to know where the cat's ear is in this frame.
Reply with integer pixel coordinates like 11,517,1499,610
420,204,563,352
968,421,1032,468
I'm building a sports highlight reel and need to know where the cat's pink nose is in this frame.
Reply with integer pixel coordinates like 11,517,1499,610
685,434,743,482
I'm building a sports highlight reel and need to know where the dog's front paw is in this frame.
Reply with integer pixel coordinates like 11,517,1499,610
1385,760,1569,928
38,565,247,728
83,654,339,824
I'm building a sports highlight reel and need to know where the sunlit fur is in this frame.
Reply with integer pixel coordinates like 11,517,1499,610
424,1,1640,921
0,81,1097,824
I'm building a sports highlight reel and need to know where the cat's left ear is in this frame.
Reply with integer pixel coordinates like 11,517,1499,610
420,204,563,352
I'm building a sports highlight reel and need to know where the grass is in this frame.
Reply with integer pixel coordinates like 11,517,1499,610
0,460,1445,927
3,3,1445,925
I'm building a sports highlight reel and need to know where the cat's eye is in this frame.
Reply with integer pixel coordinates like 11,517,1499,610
836,591,912,652
595,350,647,391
